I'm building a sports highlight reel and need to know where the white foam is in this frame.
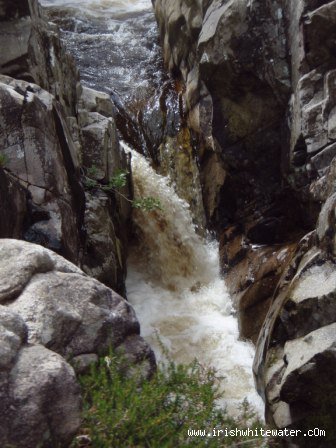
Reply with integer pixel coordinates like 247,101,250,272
124,143,264,417
40,0,152,15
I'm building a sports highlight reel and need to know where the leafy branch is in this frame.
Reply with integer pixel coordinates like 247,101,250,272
83,166,162,212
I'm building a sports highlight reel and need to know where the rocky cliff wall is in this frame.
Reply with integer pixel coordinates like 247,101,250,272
0,0,133,295
0,1,155,446
153,0,336,443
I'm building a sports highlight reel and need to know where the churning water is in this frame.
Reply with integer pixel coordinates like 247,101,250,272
40,0,163,100
124,143,264,416
40,0,264,417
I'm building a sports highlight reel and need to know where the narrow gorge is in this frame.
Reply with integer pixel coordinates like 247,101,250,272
0,0,336,447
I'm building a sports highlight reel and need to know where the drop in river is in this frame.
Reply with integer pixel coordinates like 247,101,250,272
41,0,264,417
124,143,263,416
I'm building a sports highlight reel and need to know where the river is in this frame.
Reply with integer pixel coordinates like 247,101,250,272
40,0,264,417
40,0,163,102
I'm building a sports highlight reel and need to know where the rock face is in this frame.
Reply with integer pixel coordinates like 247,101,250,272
0,0,133,294
0,3,155,443
254,220,336,446
0,0,31,80
0,239,155,448
0,75,84,263
0,0,29,20
0,169,28,238
0,306,81,448
153,0,307,340
153,0,336,441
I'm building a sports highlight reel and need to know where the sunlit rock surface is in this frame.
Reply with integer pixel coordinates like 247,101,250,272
0,305,81,448
0,239,155,447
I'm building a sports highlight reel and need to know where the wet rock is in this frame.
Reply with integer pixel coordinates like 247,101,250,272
254,223,336,444
82,190,127,294
138,78,206,229
155,1,336,436
201,150,226,223
157,128,206,229
0,16,31,80
0,170,28,239
317,192,336,256
221,228,297,343
28,0,80,117
0,0,29,20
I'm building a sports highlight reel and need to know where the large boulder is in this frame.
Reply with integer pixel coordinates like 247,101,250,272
0,239,155,447
0,239,152,362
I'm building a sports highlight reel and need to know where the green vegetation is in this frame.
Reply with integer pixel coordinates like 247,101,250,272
104,169,129,190
133,196,163,211
71,353,275,448
0,153,8,168
83,166,162,212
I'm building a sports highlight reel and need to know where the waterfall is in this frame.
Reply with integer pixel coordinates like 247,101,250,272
41,0,264,419
124,143,264,416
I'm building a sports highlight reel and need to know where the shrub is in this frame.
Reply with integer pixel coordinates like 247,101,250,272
71,353,273,448
84,167,162,211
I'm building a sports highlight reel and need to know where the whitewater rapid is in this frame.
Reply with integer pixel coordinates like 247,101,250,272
40,0,264,418
40,0,163,100
124,143,264,416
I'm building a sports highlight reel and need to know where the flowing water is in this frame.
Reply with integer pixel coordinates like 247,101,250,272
40,0,264,417
123,143,264,415
40,0,163,101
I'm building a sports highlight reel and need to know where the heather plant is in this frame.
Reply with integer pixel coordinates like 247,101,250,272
71,352,277,448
